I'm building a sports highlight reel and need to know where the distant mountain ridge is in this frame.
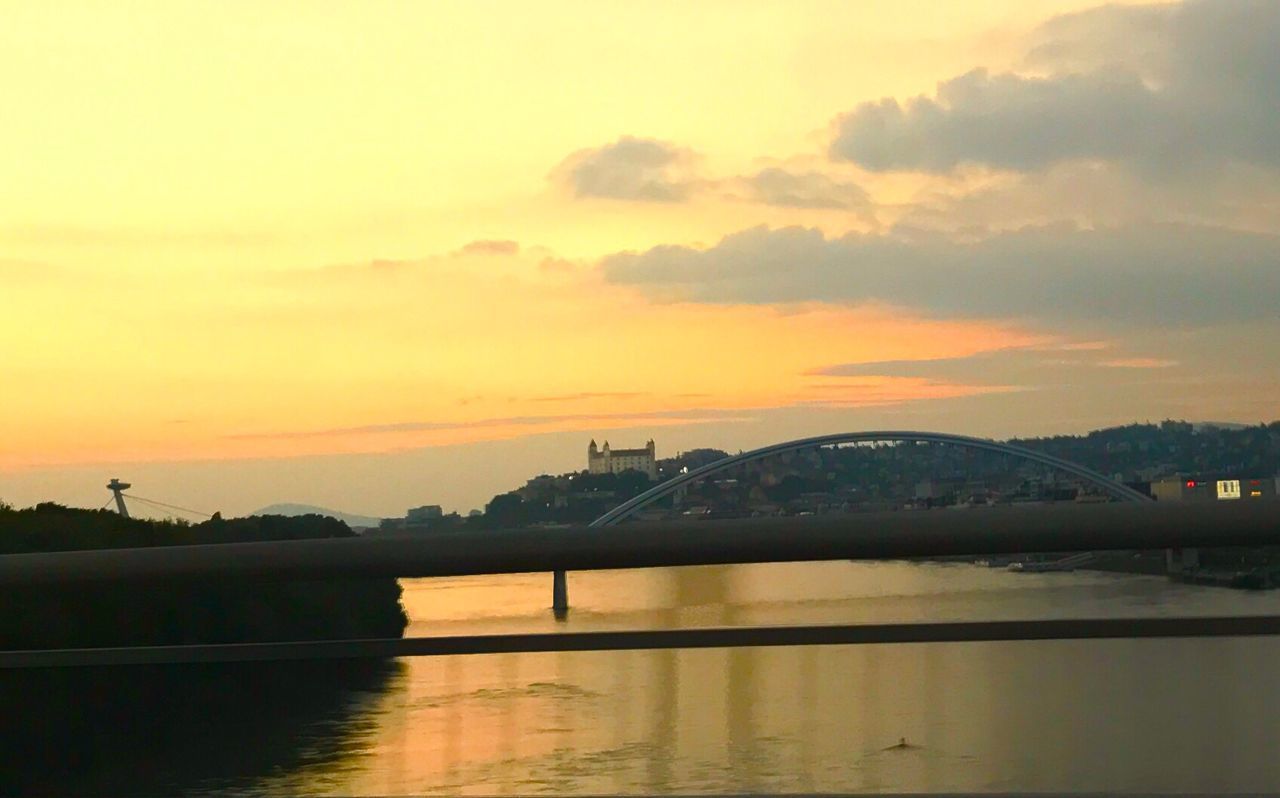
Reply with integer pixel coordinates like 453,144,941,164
251,503,383,530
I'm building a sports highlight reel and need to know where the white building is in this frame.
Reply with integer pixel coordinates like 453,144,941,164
588,439,657,480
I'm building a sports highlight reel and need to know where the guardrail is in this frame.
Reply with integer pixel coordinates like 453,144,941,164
2,502,1278,668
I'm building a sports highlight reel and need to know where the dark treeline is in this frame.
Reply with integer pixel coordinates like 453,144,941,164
0,502,407,649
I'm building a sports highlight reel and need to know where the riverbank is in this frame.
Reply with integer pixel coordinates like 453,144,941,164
985,549,1280,590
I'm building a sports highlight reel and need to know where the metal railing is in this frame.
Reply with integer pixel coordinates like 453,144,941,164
3,502,1279,668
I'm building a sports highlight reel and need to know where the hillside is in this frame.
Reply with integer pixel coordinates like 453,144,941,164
472,420,1280,526
252,503,383,530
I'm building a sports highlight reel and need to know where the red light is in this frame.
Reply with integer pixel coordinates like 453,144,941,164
1186,480,1197,488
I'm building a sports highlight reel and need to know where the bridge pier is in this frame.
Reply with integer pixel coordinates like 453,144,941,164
552,569,568,619
1166,547,1200,575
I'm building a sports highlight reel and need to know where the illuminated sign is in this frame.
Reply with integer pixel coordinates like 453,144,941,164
1217,480,1241,500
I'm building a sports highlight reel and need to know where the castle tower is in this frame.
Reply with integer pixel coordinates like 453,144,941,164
588,438,604,474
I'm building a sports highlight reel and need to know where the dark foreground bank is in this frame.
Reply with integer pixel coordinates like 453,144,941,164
0,502,410,795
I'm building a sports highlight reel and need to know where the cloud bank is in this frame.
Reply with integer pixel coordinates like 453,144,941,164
552,138,878,214
831,0,1280,174
601,222,1280,326
457,239,520,256
739,167,872,211
813,345,1178,390
551,136,699,202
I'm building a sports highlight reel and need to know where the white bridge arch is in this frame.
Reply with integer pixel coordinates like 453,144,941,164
589,430,1152,528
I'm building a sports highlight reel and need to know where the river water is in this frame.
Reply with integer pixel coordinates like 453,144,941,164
214,561,1280,795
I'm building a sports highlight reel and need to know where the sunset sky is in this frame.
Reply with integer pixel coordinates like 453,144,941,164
3,0,1278,517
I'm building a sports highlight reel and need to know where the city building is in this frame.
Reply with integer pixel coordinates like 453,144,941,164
1152,475,1276,578
588,439,658,480
1152,477,1277,502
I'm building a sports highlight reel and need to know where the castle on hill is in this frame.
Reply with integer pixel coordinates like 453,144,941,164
588,439,658,480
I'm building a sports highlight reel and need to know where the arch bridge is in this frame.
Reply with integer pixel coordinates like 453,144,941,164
550,430,1152,612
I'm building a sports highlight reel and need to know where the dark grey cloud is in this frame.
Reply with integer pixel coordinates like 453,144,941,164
740,167,872,210
894,160,1280,234
600,222,1280,326
551,136,697,202
830,0,1280,173
832,69,1161,173
553,140,876,212
1021,3,1174,74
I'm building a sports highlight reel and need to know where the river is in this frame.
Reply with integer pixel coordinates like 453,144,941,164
162,559,1280,795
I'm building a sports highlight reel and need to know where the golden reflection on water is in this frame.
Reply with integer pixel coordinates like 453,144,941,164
262,562,1280,795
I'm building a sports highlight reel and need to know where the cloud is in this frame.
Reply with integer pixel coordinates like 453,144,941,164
833,69,1159,173
1099,357,1177,369
812,344,1182,390
830,0,1280,174
552,141,876,213
550,136,699,202
538,256,580,274
738,167,873,211
225,386,1024,446
457,239,520,256
894,160,1280,235
225,407,756,442
1020,3,1174,75
528,392,647,403
600,222,1280,326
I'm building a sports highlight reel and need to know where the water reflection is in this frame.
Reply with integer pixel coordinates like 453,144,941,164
0,659,404,796
14,561,1280,794
342,561,1280,795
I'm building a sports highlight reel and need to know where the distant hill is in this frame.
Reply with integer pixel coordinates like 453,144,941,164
251,503,383,530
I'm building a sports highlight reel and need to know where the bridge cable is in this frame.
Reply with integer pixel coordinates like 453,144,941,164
121,494,213,519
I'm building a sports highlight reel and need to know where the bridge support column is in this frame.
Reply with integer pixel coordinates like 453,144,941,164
552,569,568,619
1167,547,1200,575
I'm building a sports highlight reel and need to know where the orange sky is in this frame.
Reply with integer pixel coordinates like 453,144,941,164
2,0,1275,515
2,245,1038,468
